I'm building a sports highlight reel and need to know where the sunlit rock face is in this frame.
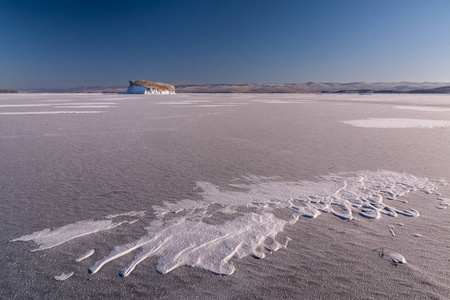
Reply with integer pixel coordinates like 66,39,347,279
123,80,175,94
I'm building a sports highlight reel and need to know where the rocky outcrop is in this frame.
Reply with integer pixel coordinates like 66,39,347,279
0,89,18,93
123,80,175,94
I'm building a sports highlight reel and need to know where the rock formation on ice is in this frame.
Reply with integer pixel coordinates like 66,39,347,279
123,80,175,94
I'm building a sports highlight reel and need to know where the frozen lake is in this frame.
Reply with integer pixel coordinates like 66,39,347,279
2,93,450,299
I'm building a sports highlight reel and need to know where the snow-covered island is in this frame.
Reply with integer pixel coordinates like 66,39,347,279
123,80,175,94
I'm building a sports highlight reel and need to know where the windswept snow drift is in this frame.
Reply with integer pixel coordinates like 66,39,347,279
342,118,450,129
11,170,446,278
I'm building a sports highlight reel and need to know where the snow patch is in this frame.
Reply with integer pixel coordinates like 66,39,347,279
389,252,407,264
74,249,95,262
342,118,450,128
11,170,446,277
395,105,450,112
0,111,105,115
54,272,74,281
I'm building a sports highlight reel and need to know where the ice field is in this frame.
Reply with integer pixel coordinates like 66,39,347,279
2,93,450,299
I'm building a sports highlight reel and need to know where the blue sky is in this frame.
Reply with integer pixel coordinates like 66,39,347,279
1,0,450,89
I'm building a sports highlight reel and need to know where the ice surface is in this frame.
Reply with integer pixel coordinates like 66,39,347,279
3,93,450,298
251,99,308,104
395,105,450,112
0,111,105,115
0,104,55,107
176,104,243,108
11,170,446,277
0,98,117,116
0,102,116,107
54,105,116,108
342,118,450,128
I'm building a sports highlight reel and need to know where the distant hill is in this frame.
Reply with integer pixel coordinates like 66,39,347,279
0,89,18,93
409,86,450,94
175,82,450,93
19,82,450,94
324,85,450,94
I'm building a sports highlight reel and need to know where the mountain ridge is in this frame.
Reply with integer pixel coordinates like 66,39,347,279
17,82,450,94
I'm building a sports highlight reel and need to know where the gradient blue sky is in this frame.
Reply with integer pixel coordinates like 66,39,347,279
1,0,450,89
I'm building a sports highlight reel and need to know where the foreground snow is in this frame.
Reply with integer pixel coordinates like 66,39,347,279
12,171,446,277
